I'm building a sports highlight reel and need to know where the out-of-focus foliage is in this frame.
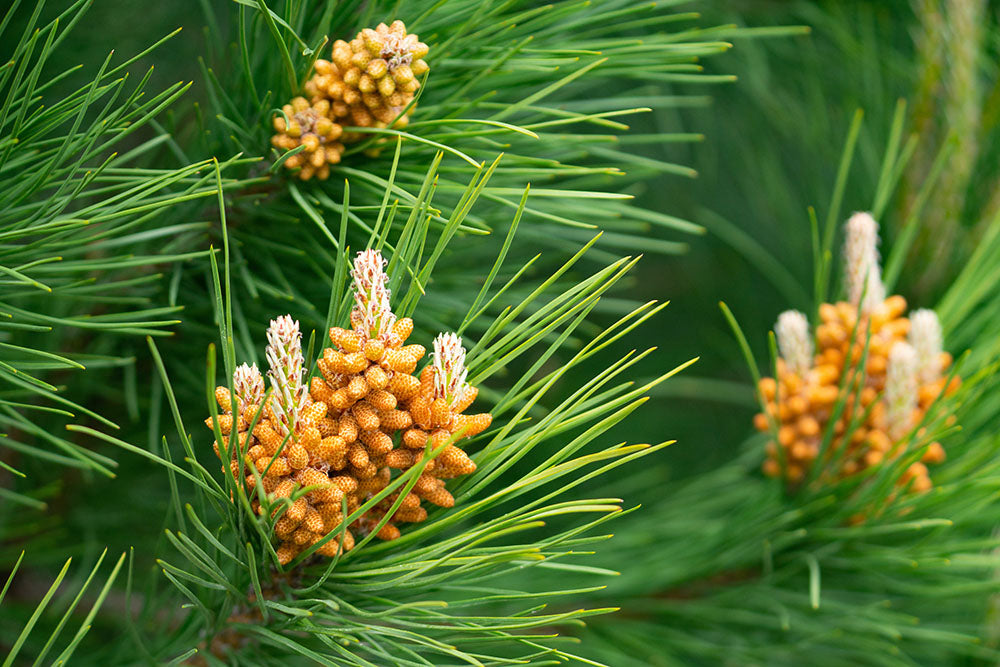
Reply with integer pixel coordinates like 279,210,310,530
563,1,1000,663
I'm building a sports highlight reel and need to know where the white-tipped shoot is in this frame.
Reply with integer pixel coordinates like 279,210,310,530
843,212,885,314
350,249,397,341
233,362,264,407
775,310,813,378
909,308,943,384
265,315,306,436
886,341,919,439
431,332,469,407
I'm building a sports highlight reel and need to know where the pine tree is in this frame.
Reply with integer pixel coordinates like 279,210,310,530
5,1,1000,666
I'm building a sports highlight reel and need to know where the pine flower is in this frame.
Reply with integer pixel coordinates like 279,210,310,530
207,248,494,566
350,249,397,342
843,212,885,314
207,364,266,483
885,341,919,439
756,294,954,493
271,97,345,181
431,332,470,407
305,20,428,139
271,20,429,175
909,308,943,384
775,310,813,378
754,214,960,497
265,315,306,437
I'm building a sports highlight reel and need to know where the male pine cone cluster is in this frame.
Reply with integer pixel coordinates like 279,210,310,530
754,213,959,492
271,20,429,180
206,250,490,565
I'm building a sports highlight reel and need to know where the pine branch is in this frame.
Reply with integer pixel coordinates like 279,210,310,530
168,0,733,353
62,160,689,665
563,110,1000,664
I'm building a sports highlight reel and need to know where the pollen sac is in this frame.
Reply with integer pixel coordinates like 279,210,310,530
304,20,428,142
754,217,960,504
271,97,345,181
207,249,489,566
271,20,429,176
271,97,344,181
754,228,958,501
